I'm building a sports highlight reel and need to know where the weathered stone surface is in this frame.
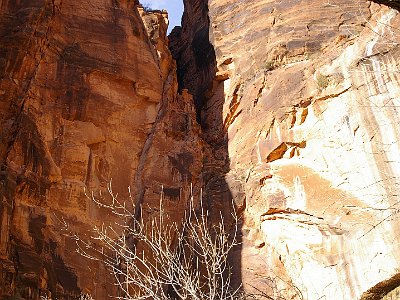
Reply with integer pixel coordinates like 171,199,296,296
175,0,400,298
3,0,400,298
0,1,202,298
198,0,400,298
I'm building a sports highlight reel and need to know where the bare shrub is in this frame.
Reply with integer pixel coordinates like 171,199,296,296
61,184,241,300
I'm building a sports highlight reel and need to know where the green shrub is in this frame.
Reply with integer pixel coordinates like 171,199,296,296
265,60,276,71
316,73,329,89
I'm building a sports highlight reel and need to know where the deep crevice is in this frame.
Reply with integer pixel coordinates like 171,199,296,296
169,0,216,123
371,0,400,10
169,0,243,294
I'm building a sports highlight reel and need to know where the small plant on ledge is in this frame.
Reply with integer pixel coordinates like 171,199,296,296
316,73,329,90
265,60,276,71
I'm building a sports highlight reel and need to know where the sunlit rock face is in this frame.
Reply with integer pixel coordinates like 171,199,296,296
0,1,202,298
203,0,400,298
3,0,400,298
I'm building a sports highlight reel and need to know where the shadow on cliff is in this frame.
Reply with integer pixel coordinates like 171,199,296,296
372,0,400,10
169,0,243,294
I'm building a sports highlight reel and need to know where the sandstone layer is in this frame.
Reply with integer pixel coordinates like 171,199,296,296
185,0,400,299
0,1,202,299
2,0,400,299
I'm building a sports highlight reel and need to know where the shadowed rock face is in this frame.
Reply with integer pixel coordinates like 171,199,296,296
0,1,203,298
372,0,400,10
169,0,216,119
169,0,243,292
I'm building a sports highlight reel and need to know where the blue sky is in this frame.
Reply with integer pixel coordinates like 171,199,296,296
143,0,184,33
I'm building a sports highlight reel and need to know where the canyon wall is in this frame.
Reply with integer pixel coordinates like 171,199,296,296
2,0,400,299
0,1,202,298
169,0,216,115
187,0,400,299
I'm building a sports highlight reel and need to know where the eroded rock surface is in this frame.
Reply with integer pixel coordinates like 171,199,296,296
199,0,400,298
0,1,202,298
172,0,400,298
3,0,400,299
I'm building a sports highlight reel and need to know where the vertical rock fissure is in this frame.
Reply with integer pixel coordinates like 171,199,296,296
169,0,243,294
1,1,58,168
169,0,217,122
134,69,174,221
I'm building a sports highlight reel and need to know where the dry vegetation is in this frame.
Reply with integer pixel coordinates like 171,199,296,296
60,185,241,300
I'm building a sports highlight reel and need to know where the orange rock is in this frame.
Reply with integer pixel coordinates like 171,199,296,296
0,1,202,298
174,0,400,299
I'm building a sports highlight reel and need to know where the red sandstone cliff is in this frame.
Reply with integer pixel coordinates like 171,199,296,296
0,1,202,298
2,0,400,299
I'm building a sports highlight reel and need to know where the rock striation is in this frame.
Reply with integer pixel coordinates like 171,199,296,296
0,1,202,298
2,0,400,299
185,0,400,299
